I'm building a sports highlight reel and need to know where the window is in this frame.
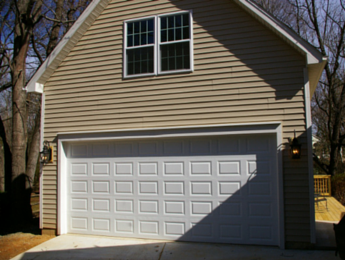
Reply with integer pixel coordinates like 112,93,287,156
124,11,193,78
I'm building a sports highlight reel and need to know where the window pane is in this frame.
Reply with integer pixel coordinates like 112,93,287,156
127,47,154,75
161,17,167,29
134,34,140,46
128,23,133,35
175,15,182,27
161,58,168,71
127,35,133,47
134,21,140,33
148,31,154,44
176,56,183,69
176,28,182,41
161,29,167,42
141,20,147,32
183,13,189,26
168,16,174,28
160,42,190,71
183,27,189,40
168,29,174,41
141,34,147,45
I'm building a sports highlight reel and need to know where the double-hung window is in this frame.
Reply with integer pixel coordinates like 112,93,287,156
124,11,193,78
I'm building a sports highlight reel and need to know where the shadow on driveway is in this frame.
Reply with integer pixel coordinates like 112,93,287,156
11,234,338,260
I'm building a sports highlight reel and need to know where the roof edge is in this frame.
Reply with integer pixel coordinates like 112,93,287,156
26,0,110,93
234,0,325,65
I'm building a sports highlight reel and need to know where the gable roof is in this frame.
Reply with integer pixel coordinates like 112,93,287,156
234,0,326,95
26,0,326,96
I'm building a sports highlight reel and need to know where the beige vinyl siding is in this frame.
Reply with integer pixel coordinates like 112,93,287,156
42,0,312,245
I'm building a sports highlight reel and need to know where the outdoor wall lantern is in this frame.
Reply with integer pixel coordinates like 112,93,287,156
290,133,301,159
40,141,53,164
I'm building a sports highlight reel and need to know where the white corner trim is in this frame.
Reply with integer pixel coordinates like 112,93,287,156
57,138,68,235
39,93,45,229
26,0,105,93
39,168,43,229
276,123,285,249
235,0,324,65
304,68,316,244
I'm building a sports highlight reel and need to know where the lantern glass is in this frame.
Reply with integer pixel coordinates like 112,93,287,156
290,138,301,159
40,141,52,163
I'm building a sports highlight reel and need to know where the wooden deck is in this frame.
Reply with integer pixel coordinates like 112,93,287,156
315,196,345,222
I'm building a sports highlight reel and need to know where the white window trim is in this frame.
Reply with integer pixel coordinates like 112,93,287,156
123,10,193,79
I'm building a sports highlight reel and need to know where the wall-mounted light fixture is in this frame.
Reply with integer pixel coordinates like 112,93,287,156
40,140,53,164
290,132,301,159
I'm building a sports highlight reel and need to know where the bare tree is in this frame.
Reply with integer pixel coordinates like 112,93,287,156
255,0,345,176
0,0,89,223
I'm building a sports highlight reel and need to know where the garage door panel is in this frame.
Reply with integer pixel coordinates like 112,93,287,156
164,181,185,195
92,163,110,176
71,163,88,176
71,198,88,212
165,222,186,236
248,181,272,196
218,181,241,196
115,219,135,233
71,144,88,157
114,162,134,175
219,224,243,240
218,202,242,217
115,199,134,213
114,181,134,194
218,160,241,175
249,225,274,241
67,134,278,245
217,138,240,154
164,201,186,215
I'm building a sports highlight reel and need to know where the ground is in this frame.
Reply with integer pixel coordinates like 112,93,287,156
0,194,54,260
0,233,54,260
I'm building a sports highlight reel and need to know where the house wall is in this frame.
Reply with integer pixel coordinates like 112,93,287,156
41,0,311,247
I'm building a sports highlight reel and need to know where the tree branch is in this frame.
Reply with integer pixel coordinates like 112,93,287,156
313,153,329,175
43,15,75,24
30,34,43,65
0,82,12,92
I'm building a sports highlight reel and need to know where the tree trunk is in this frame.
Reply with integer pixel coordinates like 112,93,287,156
11,0,31,223
0,134,4,192
0,116,12,193
26,99,41,190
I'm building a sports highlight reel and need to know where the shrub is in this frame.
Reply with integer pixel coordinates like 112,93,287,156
332,173,345,206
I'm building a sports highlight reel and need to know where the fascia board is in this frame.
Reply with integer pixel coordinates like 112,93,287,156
308,58,327,98
26,0,109,93
234,0,325,65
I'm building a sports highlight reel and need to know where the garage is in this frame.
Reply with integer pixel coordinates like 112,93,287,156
60,130,280,246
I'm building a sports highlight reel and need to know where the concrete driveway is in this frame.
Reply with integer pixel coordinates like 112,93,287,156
11,234,338,260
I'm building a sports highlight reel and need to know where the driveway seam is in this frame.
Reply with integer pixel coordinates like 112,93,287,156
158,242,166,260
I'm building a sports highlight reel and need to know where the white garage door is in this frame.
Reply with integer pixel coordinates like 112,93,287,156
66,134,279,245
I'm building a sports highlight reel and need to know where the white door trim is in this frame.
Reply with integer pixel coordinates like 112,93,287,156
57,122,284,248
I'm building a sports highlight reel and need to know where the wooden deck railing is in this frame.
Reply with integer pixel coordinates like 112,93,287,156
314,175,331,196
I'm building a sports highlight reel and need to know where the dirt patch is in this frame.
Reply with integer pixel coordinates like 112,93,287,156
0,232,54,260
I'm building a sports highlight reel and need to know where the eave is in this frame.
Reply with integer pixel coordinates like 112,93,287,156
234,0,327,98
